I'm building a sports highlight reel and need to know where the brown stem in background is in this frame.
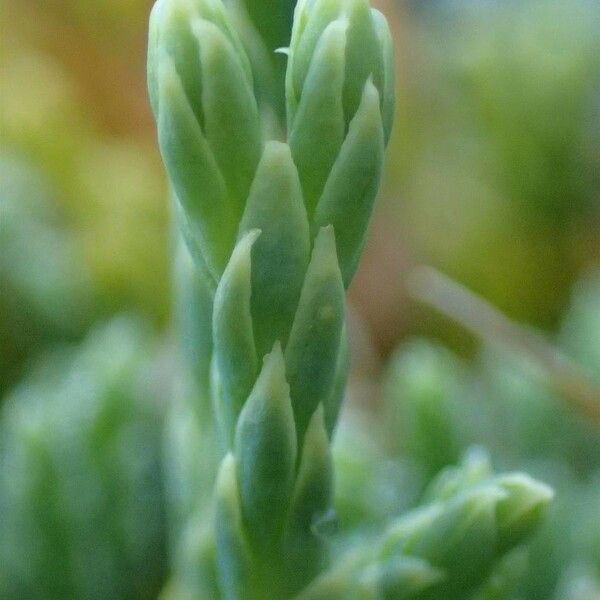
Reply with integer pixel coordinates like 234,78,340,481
408,266,600,424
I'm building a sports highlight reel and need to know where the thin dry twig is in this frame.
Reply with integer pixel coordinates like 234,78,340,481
408,266,600,424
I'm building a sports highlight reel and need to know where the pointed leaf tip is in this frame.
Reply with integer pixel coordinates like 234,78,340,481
257,340,289,397
285,226,345,445
213,229,261,444
234,341,297,552
156,50,235,278
239,142,310,358
314,79,384,287
372,8,395,145
289,17,347,217
192,17,261,214
496,473,554,551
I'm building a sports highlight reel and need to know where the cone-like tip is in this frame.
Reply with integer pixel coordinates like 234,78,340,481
495,473,554,550
312,225,339,273
261,140,295,170
257,341,288,394
288,0,392,131
216,452,239,500
374,556,445,596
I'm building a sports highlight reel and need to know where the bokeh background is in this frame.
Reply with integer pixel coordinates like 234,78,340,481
1,1,600,598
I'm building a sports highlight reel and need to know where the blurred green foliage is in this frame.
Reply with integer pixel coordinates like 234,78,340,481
388,0,600,330
0,156,95,393
311,447,552,600
0,4,170,310
0,318,168,599
373,272,600,599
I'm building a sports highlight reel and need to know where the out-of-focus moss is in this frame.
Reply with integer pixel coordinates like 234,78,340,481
382,274,600,599
559,272,600,383
0,317,169,600
381,0,600,334
0,155,95,393
0,22,170,331
383,340,467,475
